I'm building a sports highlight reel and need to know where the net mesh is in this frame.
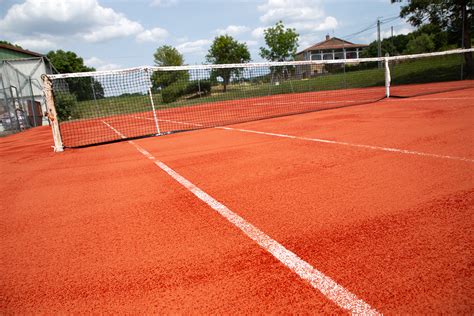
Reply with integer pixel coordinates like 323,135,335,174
389,51,474,97
45,49,474,148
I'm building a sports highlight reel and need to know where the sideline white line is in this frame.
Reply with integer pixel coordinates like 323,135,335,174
386,97,474,102
102,120,380,315
252,99,377,106
217,126,474,163
133,116,474,163
134,116,203,127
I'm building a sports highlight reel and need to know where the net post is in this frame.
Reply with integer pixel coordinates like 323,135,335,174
41,74,64,152
384,53,391,98
145,68,161,135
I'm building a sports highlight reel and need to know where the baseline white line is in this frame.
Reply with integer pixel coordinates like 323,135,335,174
102,120,380,315
217,127,474,163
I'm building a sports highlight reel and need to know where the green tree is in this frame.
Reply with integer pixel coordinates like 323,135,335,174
259,21,299,62
413,24,448,50
47,50,104,101
362,39,399,57
391,34,411,54
47,50,94,73
206,35,251,92
151,45,188,90
392,0,473,77
54,91,78,121
404,33,436,54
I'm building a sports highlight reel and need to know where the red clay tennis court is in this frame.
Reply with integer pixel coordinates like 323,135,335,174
1,83,473,313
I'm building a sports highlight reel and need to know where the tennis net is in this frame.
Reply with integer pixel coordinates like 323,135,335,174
43,48,474,151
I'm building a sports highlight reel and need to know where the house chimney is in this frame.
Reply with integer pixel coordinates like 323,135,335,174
326,34,330,40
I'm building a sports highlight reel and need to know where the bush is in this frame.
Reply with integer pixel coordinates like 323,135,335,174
54,91,78,121
161,83,186,103
184,80,212,95
161,80,213,103
404,34,435,55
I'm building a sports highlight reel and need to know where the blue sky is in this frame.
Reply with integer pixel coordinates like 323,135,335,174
0,0,413,71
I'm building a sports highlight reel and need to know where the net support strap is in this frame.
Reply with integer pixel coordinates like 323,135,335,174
41,74,64,152
144,69,161,134
384,55,391,98
148,86,161,134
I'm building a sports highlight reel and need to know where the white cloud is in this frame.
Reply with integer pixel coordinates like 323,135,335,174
244,40,259,47
288,16,338,33
85,56,121,71
176,39,212,55
82,17,143,43
316,16,338,31
251,27,265,39
14,37,58,52
215,25,250,36
136,27,169,43
257,0,338,44
0,0,144,43
150,0,178,7
176,37,189,43
258,0,325,24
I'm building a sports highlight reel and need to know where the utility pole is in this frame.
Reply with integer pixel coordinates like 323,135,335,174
377,18,382,68
391,26,394,52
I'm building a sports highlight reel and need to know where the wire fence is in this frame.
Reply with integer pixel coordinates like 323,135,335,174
0,58,51,136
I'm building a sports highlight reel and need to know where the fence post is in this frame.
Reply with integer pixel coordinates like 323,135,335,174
42,75,64,152
29,78,37,127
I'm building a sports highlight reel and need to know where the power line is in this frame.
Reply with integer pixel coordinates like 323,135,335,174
381,16,401,23
342,22,378,40
341,16,403,41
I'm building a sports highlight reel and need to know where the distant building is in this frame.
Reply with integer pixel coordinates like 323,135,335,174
296,35,368,78
0,44,54,133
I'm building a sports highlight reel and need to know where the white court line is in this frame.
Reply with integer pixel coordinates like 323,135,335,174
253,100,362,106
217,127,474,163
134,116,474,163
386,97,474,102
102,120,380,315
134,116,203,127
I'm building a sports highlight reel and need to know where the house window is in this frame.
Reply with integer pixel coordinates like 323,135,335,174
346,51,357,59
311,53,322,60
323,53,333,60
334,51,345,60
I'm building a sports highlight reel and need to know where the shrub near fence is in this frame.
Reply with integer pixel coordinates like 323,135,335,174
161,80,212,103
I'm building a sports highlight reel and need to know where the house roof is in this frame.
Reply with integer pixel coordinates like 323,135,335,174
297,36,368,55
0,43,44,58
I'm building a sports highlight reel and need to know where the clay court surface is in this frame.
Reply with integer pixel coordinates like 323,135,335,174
1,88,473,313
